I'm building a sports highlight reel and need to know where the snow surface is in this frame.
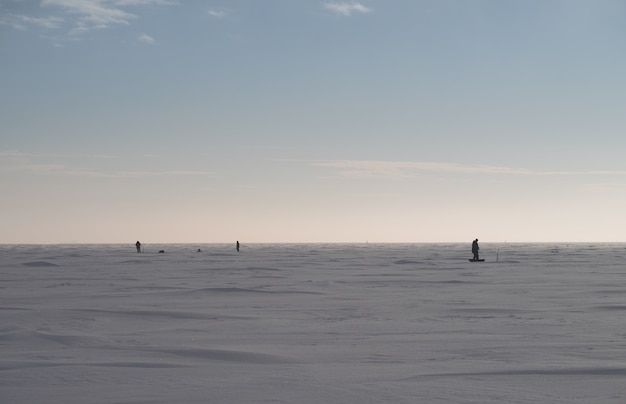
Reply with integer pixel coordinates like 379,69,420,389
2,243,626,403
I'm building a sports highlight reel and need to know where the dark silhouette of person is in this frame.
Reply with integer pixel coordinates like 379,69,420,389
236,241,240,252
135,241,141,253
471,239,479,260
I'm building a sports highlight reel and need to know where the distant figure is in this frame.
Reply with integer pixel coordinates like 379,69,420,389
135,241,141,253
236,240,240,252
197,248,202,253
472,239,479,260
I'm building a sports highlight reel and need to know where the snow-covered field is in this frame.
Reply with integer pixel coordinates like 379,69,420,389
2,243,626,403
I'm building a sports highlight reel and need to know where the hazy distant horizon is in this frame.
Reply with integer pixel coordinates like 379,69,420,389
3,240,625,246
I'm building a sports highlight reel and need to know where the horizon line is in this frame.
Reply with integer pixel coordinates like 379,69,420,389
2,241,625,245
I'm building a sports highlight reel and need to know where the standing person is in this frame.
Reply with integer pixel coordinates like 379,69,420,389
471,239,479,260
135,241,142,253
236,240,240,252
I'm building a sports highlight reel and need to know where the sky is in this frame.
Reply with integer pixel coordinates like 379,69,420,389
2,0,626,244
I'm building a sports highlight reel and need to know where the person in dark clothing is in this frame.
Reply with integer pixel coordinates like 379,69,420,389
135,241,142,253
471,239,479,260
236,241,240,252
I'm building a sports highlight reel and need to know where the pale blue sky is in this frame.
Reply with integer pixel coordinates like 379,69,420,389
2,0,626,243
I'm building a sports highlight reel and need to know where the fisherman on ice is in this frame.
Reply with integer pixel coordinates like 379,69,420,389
471,239,479,260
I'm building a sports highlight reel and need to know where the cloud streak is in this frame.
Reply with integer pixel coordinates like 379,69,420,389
37,0,176,34
313,160,626,179
137,33,155,44
0,14,65,30
0,151,211,179
208,9,225,18
324,2,372,16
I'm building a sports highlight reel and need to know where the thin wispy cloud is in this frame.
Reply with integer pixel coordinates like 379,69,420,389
313,160,626,179
8,164,212,179
324,2,373,16
208,9,225,18
113,0,176,5
0,151,211,179
21,15,65,29
137,33,155,44
0,14,65,30
43,0,135,30
33,0,176,35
